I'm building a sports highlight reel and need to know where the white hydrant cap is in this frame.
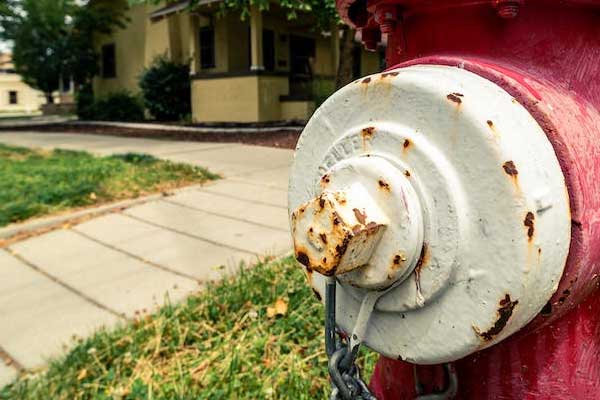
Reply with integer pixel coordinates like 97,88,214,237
288,65,571,364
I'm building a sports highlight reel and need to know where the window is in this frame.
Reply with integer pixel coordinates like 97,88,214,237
101,44,116,78
199,27,216,69
263,29,275,71
8,91,17,105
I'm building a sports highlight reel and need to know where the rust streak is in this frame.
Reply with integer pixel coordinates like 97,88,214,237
477,294,519,341
361,126,375,140
524,212,535,241
365,221,379,233
487,120,494,128
502,161,518,176
319,233,328,245
378,179,390,191
404,170,411,177
353,208,367,224
415,243,429,274
447,92,463,104
381,71,399,78
362,77,371,84
296,251,310,268
332,211,341,226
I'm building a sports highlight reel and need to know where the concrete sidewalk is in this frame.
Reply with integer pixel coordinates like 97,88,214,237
0,131,293,386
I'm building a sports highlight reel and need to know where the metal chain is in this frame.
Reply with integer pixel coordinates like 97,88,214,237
325,279,377,400
324,278,458,400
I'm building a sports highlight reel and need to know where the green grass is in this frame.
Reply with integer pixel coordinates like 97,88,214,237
0,143,219,227
0,256,378,399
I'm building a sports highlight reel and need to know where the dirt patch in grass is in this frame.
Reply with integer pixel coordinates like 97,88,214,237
0,256,377,399
0,143,219,227
11,124,303,149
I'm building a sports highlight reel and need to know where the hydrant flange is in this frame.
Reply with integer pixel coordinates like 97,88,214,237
289,64,571,364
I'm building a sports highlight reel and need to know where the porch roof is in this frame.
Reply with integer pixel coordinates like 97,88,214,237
149,0,222,21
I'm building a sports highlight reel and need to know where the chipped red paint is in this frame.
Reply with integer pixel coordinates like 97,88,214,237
336,0,600,398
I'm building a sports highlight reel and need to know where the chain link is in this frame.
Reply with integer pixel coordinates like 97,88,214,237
323,279,457,399
325,280,377,400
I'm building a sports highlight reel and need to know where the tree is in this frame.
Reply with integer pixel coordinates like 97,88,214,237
0,0,126,103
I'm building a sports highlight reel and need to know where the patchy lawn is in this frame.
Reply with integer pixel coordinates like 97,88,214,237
0,143,219,227
0,256,377,400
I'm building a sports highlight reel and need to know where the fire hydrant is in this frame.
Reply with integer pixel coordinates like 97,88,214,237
288,0,600,398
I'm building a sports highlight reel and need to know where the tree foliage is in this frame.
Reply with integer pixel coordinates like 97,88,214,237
207,0,339,30
0,0,127,101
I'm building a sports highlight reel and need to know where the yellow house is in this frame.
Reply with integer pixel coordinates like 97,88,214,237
0,53,46,115
93,0,383,123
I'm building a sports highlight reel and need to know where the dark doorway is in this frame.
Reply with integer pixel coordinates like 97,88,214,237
289,35,316,98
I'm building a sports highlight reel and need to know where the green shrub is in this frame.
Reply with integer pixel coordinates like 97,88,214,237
312,77,335,108
92,91,145,122
108,152,158,164
139,56,191,121
75,83,95,120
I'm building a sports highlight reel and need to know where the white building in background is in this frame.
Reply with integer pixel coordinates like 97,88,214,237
0,53,46,115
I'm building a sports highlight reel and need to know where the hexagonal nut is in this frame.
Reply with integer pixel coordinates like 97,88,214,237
291,191,387,276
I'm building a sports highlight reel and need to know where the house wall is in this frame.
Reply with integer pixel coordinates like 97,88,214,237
93,2,383,123
93,3,147,96
145,11,171,65
0,74,44,113
93,2,190,97
281,100,315,121
192,76,260,122
257,75,289,121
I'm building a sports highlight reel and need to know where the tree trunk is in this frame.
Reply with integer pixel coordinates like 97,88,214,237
46,93,54,104
335,27,355,89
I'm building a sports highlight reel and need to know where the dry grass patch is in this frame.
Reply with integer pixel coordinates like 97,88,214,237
0,257,377,400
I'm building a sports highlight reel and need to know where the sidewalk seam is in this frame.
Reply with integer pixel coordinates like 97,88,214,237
0,345,23,372
162,198,288,233
228,163,291,180
71,229,204,284
199,188,287,209
122,213,257,255
156,144,241,156
3,248,125,320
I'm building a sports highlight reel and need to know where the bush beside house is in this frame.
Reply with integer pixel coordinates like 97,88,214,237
139,57,191,122
76,89,144,122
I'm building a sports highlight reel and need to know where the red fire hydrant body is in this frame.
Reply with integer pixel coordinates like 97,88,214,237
335,0,600,398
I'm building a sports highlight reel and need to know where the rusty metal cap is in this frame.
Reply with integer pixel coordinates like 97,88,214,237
288,65,570,364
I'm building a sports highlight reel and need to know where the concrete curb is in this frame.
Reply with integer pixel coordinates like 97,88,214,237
67,120,304,134
0,116,77,128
